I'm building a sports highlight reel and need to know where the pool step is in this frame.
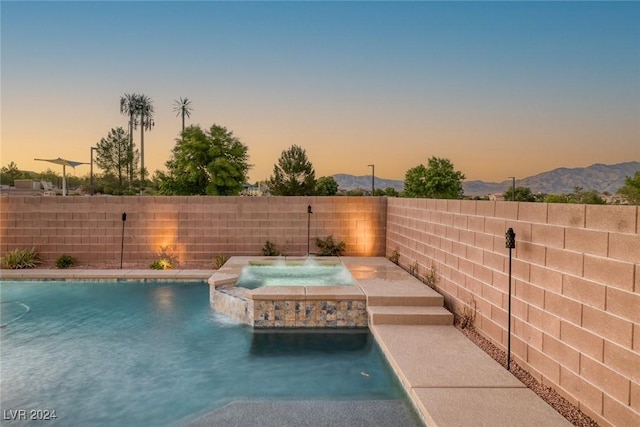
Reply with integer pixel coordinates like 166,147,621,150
368,305,453,326
366,294,443,307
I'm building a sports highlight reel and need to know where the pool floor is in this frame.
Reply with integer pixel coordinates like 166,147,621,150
0,281,414,426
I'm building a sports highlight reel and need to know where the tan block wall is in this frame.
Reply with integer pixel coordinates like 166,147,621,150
0,196,387,267
386,198,640,427
3,194,639,426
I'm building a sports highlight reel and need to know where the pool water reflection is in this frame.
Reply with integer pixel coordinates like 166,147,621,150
0,280,405,426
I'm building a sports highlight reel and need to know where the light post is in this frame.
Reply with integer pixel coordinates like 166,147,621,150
90,147,97,195
505,227,516,370
368,164,375,195
120,212,127,269
307,205,313,257
508,176,516,201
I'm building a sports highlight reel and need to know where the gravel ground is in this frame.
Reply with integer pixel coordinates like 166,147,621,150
453,316,599,427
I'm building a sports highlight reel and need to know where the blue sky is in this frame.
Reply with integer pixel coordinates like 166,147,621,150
2,1,639,183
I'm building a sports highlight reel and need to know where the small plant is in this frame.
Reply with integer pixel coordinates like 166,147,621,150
280,240,290,257
388,249,400,264
55,254,76,269
150,246,177,270
315,235,346,256
421,263,438,289
261,240,281,256
214,254,229,269
150,258,173,270
408,261,419,277
458,297,477,330
1,247,41,269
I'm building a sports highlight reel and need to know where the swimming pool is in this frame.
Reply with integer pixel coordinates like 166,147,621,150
0,280,410,426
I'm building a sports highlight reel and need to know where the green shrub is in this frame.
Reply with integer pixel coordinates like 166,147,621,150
421,263,438,289
315,235,346,256
214,254,229,269
458,297,476,330
408,261,419,277
1,247,41,269
150,258,173,270
388,249,399,264
262,240,280,256
55,254,76,269
151,246,178,270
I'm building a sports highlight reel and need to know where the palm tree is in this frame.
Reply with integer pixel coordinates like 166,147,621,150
136,94,154,186
119,93,139,184
173,97,193,139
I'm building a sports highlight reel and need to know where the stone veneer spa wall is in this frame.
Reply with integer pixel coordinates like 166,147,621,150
209,257,368,328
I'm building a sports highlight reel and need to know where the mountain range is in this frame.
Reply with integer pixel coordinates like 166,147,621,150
333,161,640,196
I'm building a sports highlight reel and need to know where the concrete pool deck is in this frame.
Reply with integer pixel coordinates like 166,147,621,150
1,262,571,426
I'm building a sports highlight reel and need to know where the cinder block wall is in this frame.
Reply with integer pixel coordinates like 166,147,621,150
386,198,640,427
0,196,387,267
3,195,639,426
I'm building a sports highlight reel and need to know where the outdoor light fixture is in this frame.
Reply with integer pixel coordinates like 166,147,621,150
368,164,375,195
505,227,516,370
307,205,313,256
508,177,516,201
120,212,127,269
90,147,97,195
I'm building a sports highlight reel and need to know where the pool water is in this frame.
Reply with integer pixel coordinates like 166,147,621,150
236,262,355,289
0,281,404,426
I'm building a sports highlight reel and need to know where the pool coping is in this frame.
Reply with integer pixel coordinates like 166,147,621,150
1,259,571,427
0,269,216,281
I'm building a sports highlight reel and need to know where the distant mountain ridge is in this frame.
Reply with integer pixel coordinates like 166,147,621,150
332,174,405,192
333,162,640,196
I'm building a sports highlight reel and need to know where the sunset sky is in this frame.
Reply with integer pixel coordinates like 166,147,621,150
2,1,639,184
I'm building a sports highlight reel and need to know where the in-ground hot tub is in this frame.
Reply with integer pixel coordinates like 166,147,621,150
209,257,368,328
236,258,356,289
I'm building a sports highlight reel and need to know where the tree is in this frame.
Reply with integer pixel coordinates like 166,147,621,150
158,124,250,195
136,94,154,185
36,168,61,185
503,186,536,202
617,171,640,205
383,187,399,197
269,145,316,196
95,127,136,194
315,176,339,196
544,187,606,205
119,93,139,184
570,188,605,205
403,157,465,199
173,97,193,138
543,194,569,203
0,161,26,186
